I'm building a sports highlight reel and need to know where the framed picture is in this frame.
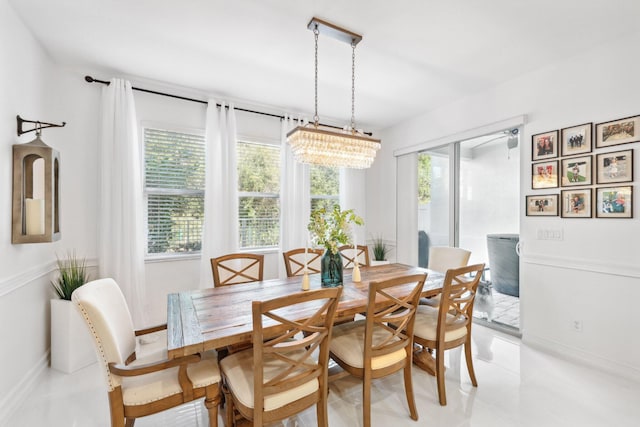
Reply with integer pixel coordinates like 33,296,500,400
561,123,592,156
561,188,592,218
596,149,634,184
532,130,559,161
525,194,559,216
531,160,559,189
595,186,633,218
561,155,592,187
595,115,640,148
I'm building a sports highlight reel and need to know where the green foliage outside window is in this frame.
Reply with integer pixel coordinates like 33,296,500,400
418,153,432,205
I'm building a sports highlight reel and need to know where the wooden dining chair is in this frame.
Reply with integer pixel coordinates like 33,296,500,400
412,263,485,406
220,287,342,427
338,244,371,268
210,253,264,287
329,273,427,427
282,247,324,277
420,246,471,307
72,278,221,427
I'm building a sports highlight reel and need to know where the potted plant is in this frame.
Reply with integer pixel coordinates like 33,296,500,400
50,252,95,373
370,235,391,266
308,205,363,287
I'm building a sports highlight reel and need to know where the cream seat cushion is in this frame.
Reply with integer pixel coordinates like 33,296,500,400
121,349,220,406
413,306,467,342
330,319,406,370
220,348,319,411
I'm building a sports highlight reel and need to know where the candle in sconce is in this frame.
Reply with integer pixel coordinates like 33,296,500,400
25,198,45,235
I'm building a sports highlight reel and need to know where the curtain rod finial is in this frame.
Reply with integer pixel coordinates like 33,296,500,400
84,75,94,83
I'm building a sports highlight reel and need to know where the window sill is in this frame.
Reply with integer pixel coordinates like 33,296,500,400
145,247,280,263
145,253,201,263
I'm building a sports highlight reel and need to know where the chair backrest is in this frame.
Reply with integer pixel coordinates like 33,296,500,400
338,245,370,268
282,248,323,277
428,246,471,273
211,253,264,287
72,278,136,391
364,274,426,365
252,287,342,419
437,264,485,342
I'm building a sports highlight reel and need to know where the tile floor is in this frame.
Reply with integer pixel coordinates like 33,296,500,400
7,324,640,427
474,291,520,331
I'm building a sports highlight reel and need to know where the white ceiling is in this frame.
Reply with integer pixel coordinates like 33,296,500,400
10,0,640,130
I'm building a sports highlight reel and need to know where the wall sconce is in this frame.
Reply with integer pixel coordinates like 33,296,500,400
12,115,65,244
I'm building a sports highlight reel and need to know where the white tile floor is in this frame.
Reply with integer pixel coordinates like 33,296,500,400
8,324,640,427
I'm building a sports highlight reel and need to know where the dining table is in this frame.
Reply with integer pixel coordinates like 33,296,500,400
167,262,444,372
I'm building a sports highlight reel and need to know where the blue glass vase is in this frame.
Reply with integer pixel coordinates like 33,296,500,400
321,248,343,287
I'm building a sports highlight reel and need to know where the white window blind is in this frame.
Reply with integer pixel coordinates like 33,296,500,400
310,165,339,211
144,127,205,255
237,141,280,249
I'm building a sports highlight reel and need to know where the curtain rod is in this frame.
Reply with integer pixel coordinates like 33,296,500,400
84,75,371,135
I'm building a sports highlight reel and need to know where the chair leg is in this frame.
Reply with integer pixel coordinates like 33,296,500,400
436,347,447,406
108,388,126,427
205,384,221,427
316,390,329,427
403,361,418,420
222,384,234,427
363,371,372,427
464,338,478,387
124,419,135,427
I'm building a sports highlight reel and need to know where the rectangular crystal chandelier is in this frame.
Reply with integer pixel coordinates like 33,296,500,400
287,17,381,169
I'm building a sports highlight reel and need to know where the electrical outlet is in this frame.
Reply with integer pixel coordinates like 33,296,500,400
572,320,583,332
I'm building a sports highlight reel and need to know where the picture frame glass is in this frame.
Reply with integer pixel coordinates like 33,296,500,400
526,195,558,216
561,156,592,187
561,123,592,156
596,186,633,218
596,149,633,184
561,189,592,218
596,116,640,148
532,131,559,160
532,160,558,189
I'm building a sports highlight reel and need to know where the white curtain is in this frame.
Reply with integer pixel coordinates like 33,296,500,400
278,115,310,278
339,168,368,248
199,100,239,288
98,78,147,328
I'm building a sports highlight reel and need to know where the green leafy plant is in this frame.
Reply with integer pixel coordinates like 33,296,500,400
51,252,90,300
371,235,390,261
308,205,364,254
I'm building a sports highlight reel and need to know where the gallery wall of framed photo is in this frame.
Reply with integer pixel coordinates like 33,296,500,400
527,115,636,219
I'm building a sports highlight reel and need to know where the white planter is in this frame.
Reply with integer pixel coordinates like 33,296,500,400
51,299,96,374
370,260,390,266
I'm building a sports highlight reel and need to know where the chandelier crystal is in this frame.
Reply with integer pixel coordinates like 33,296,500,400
287,17,381,169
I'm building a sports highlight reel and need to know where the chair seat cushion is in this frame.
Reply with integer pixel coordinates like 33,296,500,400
220,347,319,411
329,319,406,370
413,306,467,342
121,349,220,406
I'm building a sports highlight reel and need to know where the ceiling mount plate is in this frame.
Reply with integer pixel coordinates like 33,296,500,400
307,17,362,45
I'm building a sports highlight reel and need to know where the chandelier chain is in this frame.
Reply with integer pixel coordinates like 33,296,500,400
351,41,356,131
313,25,319,126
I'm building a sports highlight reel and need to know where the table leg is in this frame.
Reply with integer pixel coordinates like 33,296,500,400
412,347,437,376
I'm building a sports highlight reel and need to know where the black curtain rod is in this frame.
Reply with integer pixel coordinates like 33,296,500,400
84,75,371,135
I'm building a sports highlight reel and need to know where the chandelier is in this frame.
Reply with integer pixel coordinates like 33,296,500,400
287,17,381,169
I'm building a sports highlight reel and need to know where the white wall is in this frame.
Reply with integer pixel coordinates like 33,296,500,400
0,0,79,420
369,29,640,376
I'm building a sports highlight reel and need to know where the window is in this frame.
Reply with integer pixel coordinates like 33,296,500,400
237,141,280,249
310,165,339,211
144,127,205,255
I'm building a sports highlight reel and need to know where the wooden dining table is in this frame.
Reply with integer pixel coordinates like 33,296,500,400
167,262,444,361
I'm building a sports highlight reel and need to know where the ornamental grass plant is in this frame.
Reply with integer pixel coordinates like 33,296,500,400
51,252,90,300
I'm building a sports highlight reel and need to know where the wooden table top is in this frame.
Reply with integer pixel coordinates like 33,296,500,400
167,263,443,359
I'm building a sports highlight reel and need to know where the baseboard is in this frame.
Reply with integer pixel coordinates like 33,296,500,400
0,351,50,425
523,334,640,383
